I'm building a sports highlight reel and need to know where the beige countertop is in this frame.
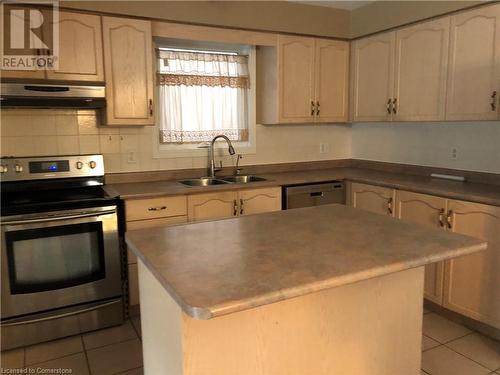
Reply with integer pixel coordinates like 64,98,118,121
107,167,500,207
125,204,486,320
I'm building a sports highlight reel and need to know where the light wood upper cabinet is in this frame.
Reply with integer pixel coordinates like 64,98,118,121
188,191,238,222
278,36,316,123
239,187,282,216
395,191,447,304
314,39,349,122
393,17,450,121
102,16,154,126
1,5,47,79
349,182,395,217
45,12,104,81
443,200,500,328
352,32,396,122
258,36,349,124
446,4,500,121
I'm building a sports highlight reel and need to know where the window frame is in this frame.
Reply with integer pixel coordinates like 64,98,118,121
152,42,257,159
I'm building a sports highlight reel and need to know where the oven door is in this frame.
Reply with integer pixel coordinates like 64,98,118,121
1,206,122,319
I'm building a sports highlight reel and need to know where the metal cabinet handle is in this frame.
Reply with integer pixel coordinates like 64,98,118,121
446,210,453,229
387,197,393,215
316,101,320,116
233,200,238,216
387,98,392,114
240,199,244,215
491,91,497,111
392,98,397,114
149,99,153,116
148,206,166,211
438,208,445,227
311,101,315,116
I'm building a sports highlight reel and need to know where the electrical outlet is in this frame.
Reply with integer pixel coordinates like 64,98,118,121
450,147,458,160
319,143,329,154
127,150,137,164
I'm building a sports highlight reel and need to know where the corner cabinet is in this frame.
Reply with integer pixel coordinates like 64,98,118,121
258,36,349,124
443,200,500,328
102,17,154,126
188,187,281,222
446,4,500,121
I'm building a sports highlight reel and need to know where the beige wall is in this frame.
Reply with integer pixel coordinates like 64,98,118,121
351,122,500,174
0,109,351,173
61,1,351,39
350,0,486,38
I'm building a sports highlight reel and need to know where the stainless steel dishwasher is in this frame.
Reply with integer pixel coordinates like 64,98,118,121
283,181,345,209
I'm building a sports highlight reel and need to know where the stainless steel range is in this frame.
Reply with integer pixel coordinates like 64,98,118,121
0,154,123,350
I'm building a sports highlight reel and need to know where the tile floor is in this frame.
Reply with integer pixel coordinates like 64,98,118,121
1,309,499,375
0,315,143,375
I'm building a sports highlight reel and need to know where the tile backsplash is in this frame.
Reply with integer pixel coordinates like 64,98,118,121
0,109,352,173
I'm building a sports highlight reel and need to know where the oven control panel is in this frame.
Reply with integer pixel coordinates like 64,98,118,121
0,154,104,181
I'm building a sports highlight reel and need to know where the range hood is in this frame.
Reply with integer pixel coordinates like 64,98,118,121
0,83,106,108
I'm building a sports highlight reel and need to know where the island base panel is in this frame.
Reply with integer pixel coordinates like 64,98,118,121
138,261,424,375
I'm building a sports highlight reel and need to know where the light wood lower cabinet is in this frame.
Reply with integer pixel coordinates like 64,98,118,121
349,182,395,217
395,191,447,304
188,187,281,222
126,214,189,307
350,181,500,329
443,200,500,328
238,187,282,216
187,191,239,222
125,195,188,307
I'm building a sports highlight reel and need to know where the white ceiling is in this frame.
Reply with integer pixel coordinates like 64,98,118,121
291,1,375,10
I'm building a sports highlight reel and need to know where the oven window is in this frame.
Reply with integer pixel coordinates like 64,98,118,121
5,222,106,294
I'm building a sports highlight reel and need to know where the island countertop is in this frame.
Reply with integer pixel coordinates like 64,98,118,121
125,204,486,320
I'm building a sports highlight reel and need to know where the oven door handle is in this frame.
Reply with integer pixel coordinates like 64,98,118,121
0,298,121,327
2,209,117,225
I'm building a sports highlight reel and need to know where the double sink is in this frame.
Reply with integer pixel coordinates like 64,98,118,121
179,175,267,187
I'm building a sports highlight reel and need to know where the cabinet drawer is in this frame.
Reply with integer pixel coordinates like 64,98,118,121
125,196,187,221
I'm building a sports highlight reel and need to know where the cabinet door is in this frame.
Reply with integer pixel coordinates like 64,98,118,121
1,5,46,79
314,39,349,123
278,35,315,123
188,191,238,222
45,12,104,81
126,215,187,306
102,17,154,125
446,4,500,121
352,32,395,122
239,187,282,216
443,200,500,328
350,182,395,217
394,18,450,121
395,191,447,304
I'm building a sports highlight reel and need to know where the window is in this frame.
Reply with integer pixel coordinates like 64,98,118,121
156,44,254,155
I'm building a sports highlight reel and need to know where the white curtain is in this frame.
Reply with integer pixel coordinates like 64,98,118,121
157,50,249,144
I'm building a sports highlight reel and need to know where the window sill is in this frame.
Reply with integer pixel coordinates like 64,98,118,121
153,142,256,159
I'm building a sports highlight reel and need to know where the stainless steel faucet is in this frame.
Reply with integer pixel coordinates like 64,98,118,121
209,135,235,178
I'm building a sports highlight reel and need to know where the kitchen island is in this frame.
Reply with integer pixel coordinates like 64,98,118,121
126,204,486,375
